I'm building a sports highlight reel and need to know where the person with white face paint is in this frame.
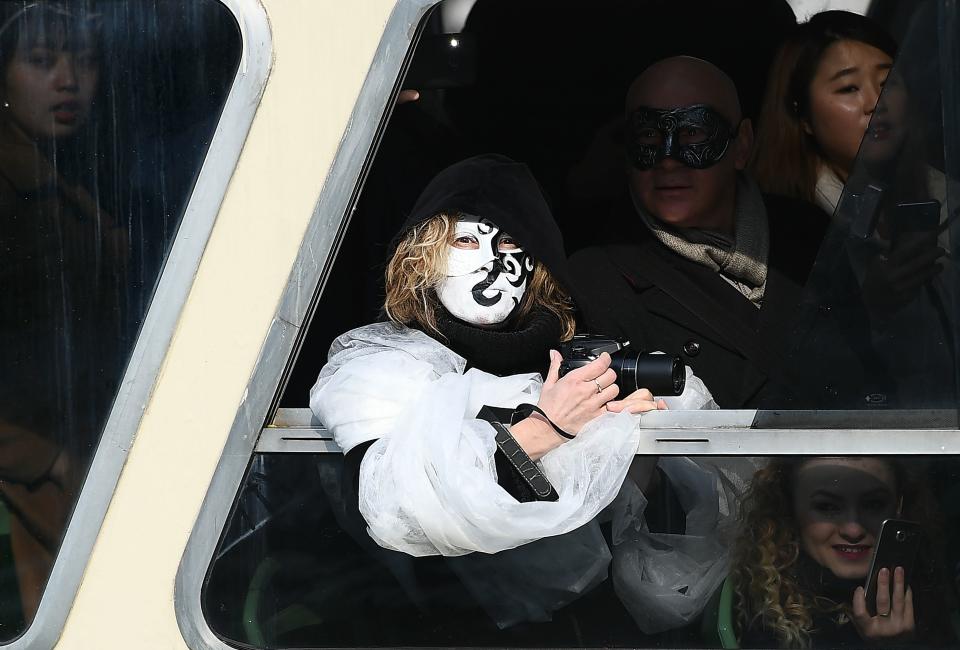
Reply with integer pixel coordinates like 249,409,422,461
309,155,716,632
436,217,534,327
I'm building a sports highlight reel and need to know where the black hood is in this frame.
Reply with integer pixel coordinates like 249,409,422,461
396,153,572,294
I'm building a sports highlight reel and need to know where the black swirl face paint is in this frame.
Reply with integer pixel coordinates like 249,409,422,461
626,104,740,170
439,217,534,326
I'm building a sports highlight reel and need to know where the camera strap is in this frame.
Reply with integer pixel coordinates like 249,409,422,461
477,405,559,502
510,403,575,440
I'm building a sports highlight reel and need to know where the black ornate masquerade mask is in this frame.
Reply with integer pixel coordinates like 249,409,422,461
627,104,739,171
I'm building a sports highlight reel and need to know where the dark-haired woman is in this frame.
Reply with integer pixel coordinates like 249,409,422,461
752,10,957,409
751,10,901,213
0,2,122,621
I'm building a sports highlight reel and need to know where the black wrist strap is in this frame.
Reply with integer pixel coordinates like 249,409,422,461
478,406,559,502
510,403,575,440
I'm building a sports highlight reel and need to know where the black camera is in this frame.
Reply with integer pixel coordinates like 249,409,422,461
558,334,685,396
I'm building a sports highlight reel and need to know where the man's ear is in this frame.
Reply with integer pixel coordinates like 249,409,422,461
732,118,754,170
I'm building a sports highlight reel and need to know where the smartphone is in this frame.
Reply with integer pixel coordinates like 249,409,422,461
863,518,922,616
403,33,477,90
847,184,885,239
888,200,941,243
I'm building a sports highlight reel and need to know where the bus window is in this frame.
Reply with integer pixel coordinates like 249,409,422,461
0,1,240,641
782,0,958,413
197,0,960,648
204,452,960,647
275,1,958,419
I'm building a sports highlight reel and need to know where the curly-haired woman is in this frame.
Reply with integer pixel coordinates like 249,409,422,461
731,457,954,648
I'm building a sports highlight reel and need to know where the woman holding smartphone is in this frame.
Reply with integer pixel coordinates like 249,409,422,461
751,10,957,410
730,457,954,648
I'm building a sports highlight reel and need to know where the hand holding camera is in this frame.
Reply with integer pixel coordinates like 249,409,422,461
510,337,680,459
558,335,686,397
537,349,620,435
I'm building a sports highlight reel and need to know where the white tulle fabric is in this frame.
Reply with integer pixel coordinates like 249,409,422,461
610,456,764,633
310,322,644,557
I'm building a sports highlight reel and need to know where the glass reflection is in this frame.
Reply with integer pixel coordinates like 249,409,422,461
732,457,955,648
0,1,113,627
784,3,959,410
0,0,240,640
207,454,960,648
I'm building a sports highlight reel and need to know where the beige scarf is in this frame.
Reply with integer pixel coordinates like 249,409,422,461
633,174,769,305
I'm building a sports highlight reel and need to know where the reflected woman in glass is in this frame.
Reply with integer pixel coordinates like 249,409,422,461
731,457,954,648
752,10,956,409
0,1,119,625
751,11,899,214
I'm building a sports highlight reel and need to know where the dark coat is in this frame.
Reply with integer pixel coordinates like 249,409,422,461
569,194,830,409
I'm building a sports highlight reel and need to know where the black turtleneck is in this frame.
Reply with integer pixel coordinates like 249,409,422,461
431,305,562,378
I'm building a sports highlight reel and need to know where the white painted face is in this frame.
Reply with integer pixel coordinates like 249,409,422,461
437,217,534,326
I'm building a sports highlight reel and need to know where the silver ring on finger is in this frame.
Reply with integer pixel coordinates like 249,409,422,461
594,379,602,394
878,610,891,618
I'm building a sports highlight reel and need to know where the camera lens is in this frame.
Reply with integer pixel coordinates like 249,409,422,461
614,350,686,396
896,530,907,542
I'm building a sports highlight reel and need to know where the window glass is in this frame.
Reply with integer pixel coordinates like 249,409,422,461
0,0,240,641
279,0,801,407
205,1,960,649
204,453,960,648
277,0,954,428
782,0,958,410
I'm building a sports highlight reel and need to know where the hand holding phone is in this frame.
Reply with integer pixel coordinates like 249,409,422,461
861,203,946,314
888,200,942,251
863,518,921,614
849,519,920,643
853,566,916,642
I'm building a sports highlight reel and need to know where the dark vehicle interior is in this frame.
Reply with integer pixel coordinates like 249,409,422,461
278,0,937,410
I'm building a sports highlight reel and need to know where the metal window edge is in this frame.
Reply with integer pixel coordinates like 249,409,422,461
3,1,272,649
173,2,438,649
255,408,960,455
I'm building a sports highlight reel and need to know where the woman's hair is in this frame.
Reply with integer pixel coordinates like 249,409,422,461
0,2,100,64
751,11,897,203
730,457,938,649
383,213,576,340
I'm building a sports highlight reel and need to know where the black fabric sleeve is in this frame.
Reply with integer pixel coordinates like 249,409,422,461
478,404,552,502
342,439,376,512
643,467,687,535
342,435,540,505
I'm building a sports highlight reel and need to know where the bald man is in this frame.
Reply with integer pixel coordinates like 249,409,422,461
569,57,830,407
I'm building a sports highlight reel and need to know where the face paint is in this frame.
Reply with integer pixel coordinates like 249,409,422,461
437,217,534,327
627,104,739,170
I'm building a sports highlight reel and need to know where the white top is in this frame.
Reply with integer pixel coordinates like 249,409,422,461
310,322,715,556
310,322,729,631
